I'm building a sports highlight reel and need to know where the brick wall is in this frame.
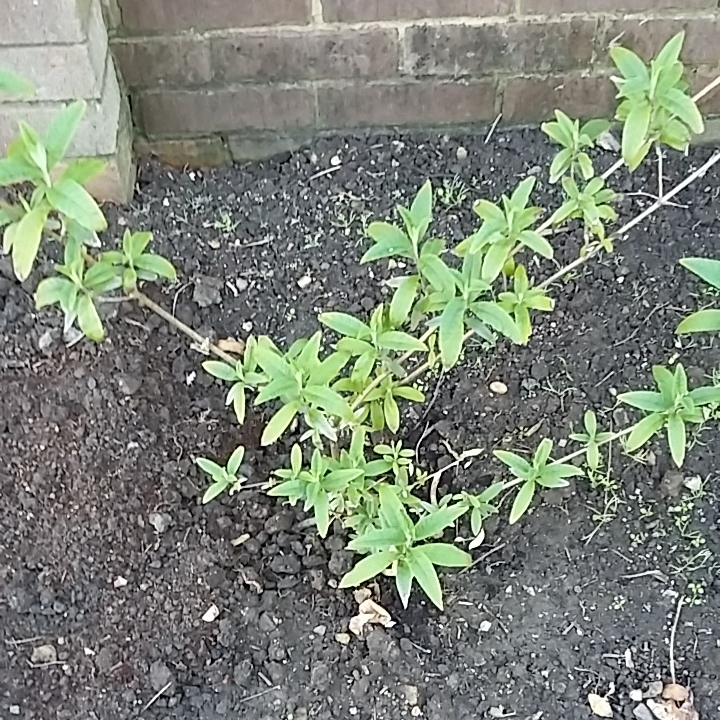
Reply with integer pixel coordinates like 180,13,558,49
107,1,720,163
0,0,135,201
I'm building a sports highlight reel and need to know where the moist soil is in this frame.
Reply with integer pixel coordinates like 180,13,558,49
1,128,719,720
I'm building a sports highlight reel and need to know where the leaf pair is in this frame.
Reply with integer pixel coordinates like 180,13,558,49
196,446,247,503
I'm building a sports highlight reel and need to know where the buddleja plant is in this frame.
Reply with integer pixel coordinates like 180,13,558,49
3,31,719,612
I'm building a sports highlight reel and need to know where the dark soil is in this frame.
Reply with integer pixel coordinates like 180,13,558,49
1,128,719,720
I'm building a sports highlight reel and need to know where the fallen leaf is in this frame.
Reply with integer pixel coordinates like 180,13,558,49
354,588,372,604
349,598,395,635
645,681,665,699
588,693,613,718
646,688,698,720
217,337,245,354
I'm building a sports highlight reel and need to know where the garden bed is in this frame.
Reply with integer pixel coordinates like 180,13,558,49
1,127,719,720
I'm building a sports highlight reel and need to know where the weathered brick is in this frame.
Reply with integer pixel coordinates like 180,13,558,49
118,0,311,32
317,80,497,128
134,136,231,166
211,29,399,83
502,74,616,123
0,0,107,101
519,0,715,13
0,0,92,45
0,56,123,158
407,18,597,77
228,132,313,161
323,0,512,22
136,87,316,136
602,16,720,67
112,37,212,88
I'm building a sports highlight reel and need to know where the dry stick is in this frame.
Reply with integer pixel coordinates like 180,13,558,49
669,595,685,685
130,289,238,365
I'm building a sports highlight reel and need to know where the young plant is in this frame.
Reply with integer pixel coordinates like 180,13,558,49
569,410,615,471
494,440,584,524
618,364,720,467
676,258,720,334
196,446,248,503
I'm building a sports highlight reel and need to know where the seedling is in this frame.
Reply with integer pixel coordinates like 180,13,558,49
196,446,248,503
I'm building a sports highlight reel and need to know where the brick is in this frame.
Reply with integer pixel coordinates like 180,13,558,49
317,80,497,128
0,1,107,102
211,28,399,83
0,0,92,45
118,0,311,32
407,18,597,76
602,16,720,68
323,0,512,22
0,56,123,158
228,132,313,161
691,67,720,116
112,37,212,88
519,0,715,13
502,74,616,123
136,87,316,136
134,136,232,166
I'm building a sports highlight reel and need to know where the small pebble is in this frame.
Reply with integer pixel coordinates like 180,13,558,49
456,147,468,160
31,644,57,664
202,604,220,623
489,381,508,395
335,633,351,645
313,625,327,637
297,275,312,289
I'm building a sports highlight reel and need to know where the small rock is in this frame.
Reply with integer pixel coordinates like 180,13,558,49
530,360,549,380
38,328,59,353
95,646,116,674
660,470,685,498
330,155,341,166
193,275,223,307
644,681,664,699
264,512,294,534
113,576,128,588
149,659,174,692
335,633,351,645
632,704,654,720
148,512,172,533
117,374,142,396
297,275,312,289
629,689,643,702
662,683,688,702
202,603,220,623
233,659,253,687
9,705,20,715
31,644,57,664
401,685,419,706
489,381,508,395
456,147,468,160
328,550,352,576
310,661,330,690
313,625,327,636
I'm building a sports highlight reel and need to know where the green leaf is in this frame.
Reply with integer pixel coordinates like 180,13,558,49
62,158,106,185
680,257,720,290
472,301,522,344
518,231,553,259
393,386,425,403
202,360,239,382
622,102,652,170
134,253,177,281
549,148,573,183
203,482,228,504
617,390,668,412
74,293,103,341
390,276,419,327
0,69,35,97
362,222,413,263
384,392,400,433
667,413,686,468
83,261,122,293
395,560,413,608
509,480,535,524
12,203,50,281
311,352,350,385
227,445,245,475
378,485,413,536
610,46,650,81
494,450,532,479
0,152,39,187
43,100,86,168
407,547,444,610
261,402,300,446
419,254,457,296
688,386,720,406
339,550,399,588
228,384,247,424
348,527,406,552
414,505,467,541
378,330,426,352
438,297,465,369
662,89,704,135
319,311,369,338
197,457,224,478
625,413,665,452
654,31,684,69
35,276,74,308
314,489,330,537
410,180,433,227
510,177,536,209
304,386,350,418
418,543,472,568
46,177,106,231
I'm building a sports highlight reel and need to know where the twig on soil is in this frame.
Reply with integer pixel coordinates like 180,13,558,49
237,686,281,704
307,165,342,181
427,447,483,505
4,636,44,647
484,114,502,144
130,289,238,365
669,595,685,685
141,680,173,713
460,541,507,573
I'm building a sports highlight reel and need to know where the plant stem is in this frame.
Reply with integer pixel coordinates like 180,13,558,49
130,289,238,365
550,426,635,466
539,150,720,290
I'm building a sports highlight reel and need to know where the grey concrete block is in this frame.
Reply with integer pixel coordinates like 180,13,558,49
0,1,107,101
0,0,93,45
0,54,122,158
